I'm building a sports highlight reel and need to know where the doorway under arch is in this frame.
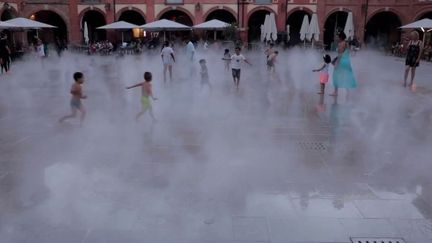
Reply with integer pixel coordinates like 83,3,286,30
418,11,432,20
204,9,237,40
205,9,236,24
324,11,348,50
248,10,270,42
1,8,17,47
82,10,107,43
416,12,432,45
1,8,16,21
28,10,68,44
286,10,311,46
159,10,193,26
159,10,193,40
118,10,146,41
365,11,402,49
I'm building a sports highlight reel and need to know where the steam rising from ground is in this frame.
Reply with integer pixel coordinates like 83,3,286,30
0,46,431,242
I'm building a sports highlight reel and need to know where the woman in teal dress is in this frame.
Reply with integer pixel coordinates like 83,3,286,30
331,32,357,96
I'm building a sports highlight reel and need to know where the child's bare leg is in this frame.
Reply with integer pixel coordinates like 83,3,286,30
148,107,156,121
404,66,410,86
330,87,338,96
163,65,167,83
318,84,325,94
135,108,147,121
409,67,416,87
59,109,77,122
79,107,86,125
168,65,173,81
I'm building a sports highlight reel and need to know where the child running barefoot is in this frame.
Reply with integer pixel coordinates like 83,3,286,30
126,72,157,122
222,49,231,71
313,54,331,94
199,59,211,90
231,46,252,90
59,72,87,125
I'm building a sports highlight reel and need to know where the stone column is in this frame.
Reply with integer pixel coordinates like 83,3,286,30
317,0,326,42
69,0,81,44
147,0,155,22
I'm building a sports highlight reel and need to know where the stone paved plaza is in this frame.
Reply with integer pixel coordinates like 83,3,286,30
0,49,432,243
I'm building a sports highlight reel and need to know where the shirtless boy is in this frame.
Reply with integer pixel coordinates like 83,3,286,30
59,72,87,125
126,72,157,121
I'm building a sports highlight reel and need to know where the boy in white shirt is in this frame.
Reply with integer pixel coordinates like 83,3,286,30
231,47,251,89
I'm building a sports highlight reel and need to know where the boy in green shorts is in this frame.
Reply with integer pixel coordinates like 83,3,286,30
126,72,157,121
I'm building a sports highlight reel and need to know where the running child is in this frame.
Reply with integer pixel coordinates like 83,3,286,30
267,51,279,73
59,72,87,125
199,59,211,89
126,72,157,121
222,49,231,71
231,47,252,89
313,54,331,94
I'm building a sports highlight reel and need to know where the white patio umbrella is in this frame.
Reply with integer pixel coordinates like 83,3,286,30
260,24,265,42
141,19,191,41
269,13,278,42
0,21,17,29
193,19,229,29
193,19,230,40
0,21,18,44
344,12,355,41
263,14,271,42
97,21,140,43
400,18,432,29
307,13,320,48
83,21,89,44
5,17,56,43
400,18,432,43
5,17,56,29
300,14,310,46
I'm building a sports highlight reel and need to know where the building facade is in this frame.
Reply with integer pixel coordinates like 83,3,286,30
0,0,431,46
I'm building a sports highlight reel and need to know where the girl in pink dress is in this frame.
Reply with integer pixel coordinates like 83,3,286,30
313,54,332,94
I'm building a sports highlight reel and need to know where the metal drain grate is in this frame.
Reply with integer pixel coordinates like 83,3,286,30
297,141,327,150
350,237,406,243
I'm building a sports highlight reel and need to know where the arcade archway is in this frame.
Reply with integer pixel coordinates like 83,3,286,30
248,10,270,42
365,11,401,48
1,8,17,46
1,8,16,21
28,11,68,44
324,11,348,50
82,10,106,43
205,9,236,24
417,12,432,44
159,10,193,26
204,9,236,40
118,10,146,41
159,10,193,40
418,11,432,20
286,10,311,46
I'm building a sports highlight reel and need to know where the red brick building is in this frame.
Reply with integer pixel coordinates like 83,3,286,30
0,0,431,47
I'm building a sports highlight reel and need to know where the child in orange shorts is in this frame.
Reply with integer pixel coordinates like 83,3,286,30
313,54,331,94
